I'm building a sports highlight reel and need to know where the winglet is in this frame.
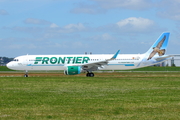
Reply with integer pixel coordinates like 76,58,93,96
110,50,120,60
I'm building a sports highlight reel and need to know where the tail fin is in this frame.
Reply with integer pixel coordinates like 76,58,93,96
146,32,170,60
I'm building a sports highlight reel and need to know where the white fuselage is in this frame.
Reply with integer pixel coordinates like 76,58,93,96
6,53,160,71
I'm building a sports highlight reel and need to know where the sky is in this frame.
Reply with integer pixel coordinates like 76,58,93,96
1,0,180,57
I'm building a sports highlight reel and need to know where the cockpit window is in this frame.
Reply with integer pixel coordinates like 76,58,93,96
13,59,19,62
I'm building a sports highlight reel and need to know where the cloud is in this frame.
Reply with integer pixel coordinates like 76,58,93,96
91,33,115,41
93,0,153,10
43,24,85,41
9,26,43,35
22,19,86,34
0,9,8,15
116,17,155,32
156,0,180,20
7,22,86,41
71,2,106,14
64,23,85,31
50,23,59,28
24,18,51,25
71,0,153,14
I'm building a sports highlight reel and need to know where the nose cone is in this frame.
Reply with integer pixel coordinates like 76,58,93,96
6,62,15,70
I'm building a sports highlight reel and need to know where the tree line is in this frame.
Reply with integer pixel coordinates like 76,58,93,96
0,57,14,66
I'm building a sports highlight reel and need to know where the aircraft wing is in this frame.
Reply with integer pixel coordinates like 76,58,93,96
81,50,120,71
154,55,173,61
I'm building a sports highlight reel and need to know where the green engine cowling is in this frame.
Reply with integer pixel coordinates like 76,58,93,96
64,66,81,75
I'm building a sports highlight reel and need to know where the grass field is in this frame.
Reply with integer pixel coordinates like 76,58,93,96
1,72,180,120
0,66,14,71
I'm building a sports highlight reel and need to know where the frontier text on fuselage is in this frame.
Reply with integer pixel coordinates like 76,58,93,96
34,57,90,64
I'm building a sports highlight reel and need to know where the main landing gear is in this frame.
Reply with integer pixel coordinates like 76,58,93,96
86,72,94,77
24,70,28,77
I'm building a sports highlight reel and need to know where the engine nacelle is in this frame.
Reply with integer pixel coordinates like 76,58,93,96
64,66,81,75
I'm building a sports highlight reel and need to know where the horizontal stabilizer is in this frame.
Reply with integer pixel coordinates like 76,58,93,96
155,55,173,61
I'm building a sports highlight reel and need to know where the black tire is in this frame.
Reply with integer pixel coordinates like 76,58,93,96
86,73,90,77
24,74,28,77
86,73,94,77
90,73,94,77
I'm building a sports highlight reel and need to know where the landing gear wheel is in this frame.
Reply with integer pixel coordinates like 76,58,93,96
86,72,94,77
24,74,28,77
24,70,28,77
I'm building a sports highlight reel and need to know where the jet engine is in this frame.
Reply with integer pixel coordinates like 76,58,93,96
64,66,81,75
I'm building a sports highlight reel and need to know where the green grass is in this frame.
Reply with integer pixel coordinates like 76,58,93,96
0,66,15,71
1,72,180,119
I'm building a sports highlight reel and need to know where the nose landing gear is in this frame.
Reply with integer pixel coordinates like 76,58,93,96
24,70,28,77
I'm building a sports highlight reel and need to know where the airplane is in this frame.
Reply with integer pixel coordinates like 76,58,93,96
6,32,172,77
